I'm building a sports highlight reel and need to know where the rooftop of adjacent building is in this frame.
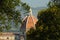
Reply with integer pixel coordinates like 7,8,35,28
0,32,15,36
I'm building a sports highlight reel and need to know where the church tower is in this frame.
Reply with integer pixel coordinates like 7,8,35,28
20,8,38,40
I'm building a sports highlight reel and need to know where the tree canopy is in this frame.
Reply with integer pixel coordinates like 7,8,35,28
48,0,60,8
27,0,60,40
0,0,30,32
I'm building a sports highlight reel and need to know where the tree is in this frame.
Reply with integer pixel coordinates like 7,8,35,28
21,3,30,16
48,0,60,8
0,0,30,32
27,0,60,40
27,7,60,40
37,7,60,40
0,0,21,32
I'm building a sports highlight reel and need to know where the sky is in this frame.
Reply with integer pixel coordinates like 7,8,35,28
21,0,50,8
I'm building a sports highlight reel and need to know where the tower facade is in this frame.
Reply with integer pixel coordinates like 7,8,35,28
20,8,38,40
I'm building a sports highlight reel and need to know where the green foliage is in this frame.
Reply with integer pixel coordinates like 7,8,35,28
0,0,30,32
27,4,60,40
0,0,21,31
20,2,30,17
48,0,60,8
21,3,30,11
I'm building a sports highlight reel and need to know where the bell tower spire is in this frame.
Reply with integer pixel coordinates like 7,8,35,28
20,8,38,40
29,8,32,16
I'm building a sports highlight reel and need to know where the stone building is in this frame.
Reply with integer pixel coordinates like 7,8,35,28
0,32,15,40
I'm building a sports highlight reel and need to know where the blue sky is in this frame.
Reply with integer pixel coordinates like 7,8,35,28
21,0,50,8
